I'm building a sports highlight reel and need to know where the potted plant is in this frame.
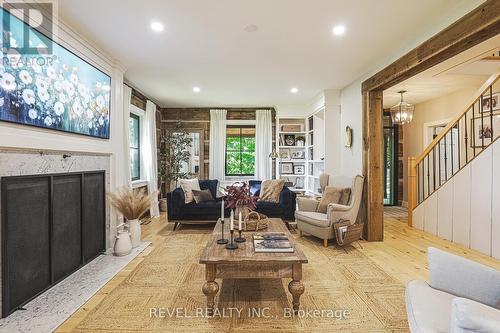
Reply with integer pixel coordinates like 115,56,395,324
158,122,193,211
224,182,258,219
108,187,156,248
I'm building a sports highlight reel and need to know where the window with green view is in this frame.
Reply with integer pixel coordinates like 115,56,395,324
225,125,255,176
129,113,140,181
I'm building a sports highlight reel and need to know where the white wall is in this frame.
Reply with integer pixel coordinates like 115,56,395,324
412,139,500,259
323,90,341,174
340,79,363,176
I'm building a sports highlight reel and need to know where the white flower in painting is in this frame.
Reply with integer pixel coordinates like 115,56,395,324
72,100,82,117
86,108,94,119
31,62,42,74
44,116,53,126
70,73,78,85
46,66,56,79
0,97,4,107
37,89,50,103
19,70,32,84
98,116,104,126
88,121,93,129
96,82,102,89
54,80,63,91
65,82,75,97
54,101,65,116
1,73,17,91
96,95,105,109
62,64,68,71
7,50,21,69
22,89,36,104
9,37,18,48
58,92,67,104
77,83,86,96
35,77,49,91
28,109,37,119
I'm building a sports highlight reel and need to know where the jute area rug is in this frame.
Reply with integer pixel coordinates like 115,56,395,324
72,224,408,332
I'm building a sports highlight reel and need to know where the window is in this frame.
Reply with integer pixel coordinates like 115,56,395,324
129,113,140,181
225,125,256,176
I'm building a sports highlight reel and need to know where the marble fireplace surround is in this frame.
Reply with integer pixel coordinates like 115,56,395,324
0,148,113,314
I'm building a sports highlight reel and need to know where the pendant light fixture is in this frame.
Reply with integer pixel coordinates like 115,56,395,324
391,90,414,125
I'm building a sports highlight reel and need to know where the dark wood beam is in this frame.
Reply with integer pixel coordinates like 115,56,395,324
362,0,500,92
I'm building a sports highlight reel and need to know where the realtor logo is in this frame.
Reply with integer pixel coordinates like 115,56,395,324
1,1,54,55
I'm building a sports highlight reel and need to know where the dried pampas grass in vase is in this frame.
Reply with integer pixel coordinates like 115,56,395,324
108,187,157,248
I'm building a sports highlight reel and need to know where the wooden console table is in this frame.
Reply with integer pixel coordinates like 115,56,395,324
199,218,308,315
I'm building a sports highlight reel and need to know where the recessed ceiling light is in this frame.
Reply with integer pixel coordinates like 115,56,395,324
244,24,259,33
290,87,299,94
332,25,345,36
151,21,164,32
193,86,201,93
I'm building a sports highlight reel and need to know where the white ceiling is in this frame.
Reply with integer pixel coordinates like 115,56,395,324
383,36,500,108
58,0,484,107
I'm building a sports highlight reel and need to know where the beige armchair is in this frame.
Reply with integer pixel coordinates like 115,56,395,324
295,174,364,247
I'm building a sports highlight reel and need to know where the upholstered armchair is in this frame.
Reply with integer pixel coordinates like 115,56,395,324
406,247,500,332
295,174,364,247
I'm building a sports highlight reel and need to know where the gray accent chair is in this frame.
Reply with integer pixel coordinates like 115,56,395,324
406,247,500,333
295,174,364,247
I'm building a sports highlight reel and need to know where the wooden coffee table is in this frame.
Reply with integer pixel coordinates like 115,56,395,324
199,218,308,315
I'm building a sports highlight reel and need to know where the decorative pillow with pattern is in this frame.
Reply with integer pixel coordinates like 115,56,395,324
192,189,215,203
317,186,351,213
259,179,285,203
179,178,200,203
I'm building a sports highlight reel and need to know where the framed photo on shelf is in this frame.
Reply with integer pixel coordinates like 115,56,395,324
480,92,500,112
284,134,296,146
470,116,500,147
280,148,291,160
294,165,305,175
291,150,305,159
280,162,294,174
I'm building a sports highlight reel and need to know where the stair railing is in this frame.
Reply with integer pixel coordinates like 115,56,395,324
408,70,500,226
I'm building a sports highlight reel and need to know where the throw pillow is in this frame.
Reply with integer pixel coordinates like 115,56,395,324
317,186,350,213
260,179,285,203
179,178,200,203
192,189,215,204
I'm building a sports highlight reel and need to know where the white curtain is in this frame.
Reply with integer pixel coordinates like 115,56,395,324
122,84,132,188
209,109,227,183
255,109,273,180
143,100,160,217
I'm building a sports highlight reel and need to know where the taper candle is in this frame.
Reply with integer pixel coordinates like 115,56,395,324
221,199,224,220
238,211,242,230
230,210,234,230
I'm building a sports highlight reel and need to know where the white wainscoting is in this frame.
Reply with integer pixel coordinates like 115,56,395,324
412,140,498,259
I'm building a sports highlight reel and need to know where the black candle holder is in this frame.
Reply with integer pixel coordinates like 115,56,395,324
216,218,229,245
235,229,246,243
225,229,238,250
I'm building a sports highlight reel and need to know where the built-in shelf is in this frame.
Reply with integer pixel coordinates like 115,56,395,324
278,146,306,149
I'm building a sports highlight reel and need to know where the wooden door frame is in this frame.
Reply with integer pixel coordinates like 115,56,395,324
361,0,500,241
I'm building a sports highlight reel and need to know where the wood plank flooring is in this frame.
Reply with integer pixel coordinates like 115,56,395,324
55,210,500,332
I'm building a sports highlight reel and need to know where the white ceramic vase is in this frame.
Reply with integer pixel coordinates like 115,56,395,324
114,230,132,256
127,219,141,248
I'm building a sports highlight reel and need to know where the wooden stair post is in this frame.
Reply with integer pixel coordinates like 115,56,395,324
407,157,417,227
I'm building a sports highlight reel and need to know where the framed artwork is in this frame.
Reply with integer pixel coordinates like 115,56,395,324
0,8,111,138
470,115,500,147
291,150,305,159
280,148,291,160
280,162,294,174
345,126,353,147
480,92,500,113
284,134,296,146
293,165,305,175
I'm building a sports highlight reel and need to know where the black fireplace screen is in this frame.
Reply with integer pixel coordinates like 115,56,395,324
1,171,105,317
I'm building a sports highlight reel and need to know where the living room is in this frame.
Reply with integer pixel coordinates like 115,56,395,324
0,1,499,332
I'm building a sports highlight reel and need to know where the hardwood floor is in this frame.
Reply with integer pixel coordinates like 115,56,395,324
55,211,500,332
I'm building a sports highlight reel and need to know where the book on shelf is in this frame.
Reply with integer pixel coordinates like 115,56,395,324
253,232,294,253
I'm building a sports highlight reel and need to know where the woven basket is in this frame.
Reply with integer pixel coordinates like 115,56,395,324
244,211,269,231
333,219,363,246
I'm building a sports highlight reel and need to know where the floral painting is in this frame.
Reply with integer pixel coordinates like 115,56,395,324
0,9,111,138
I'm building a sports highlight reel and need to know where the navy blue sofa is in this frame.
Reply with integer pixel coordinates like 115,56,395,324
167,179,296,229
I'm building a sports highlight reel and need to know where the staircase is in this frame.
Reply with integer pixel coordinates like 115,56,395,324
408,70,500,259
